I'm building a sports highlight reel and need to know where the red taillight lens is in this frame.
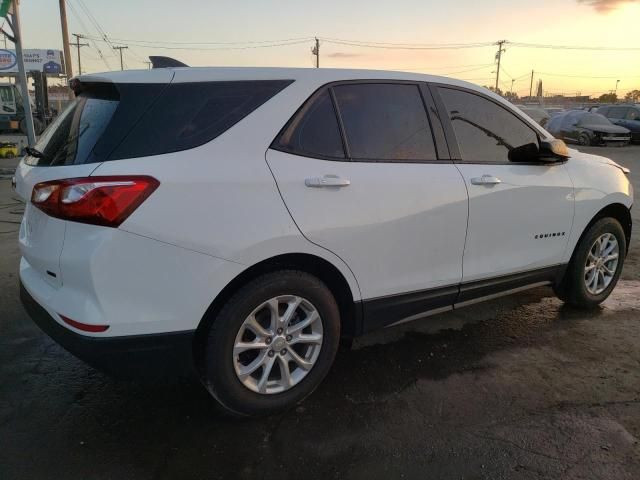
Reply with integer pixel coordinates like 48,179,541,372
31,176,159,227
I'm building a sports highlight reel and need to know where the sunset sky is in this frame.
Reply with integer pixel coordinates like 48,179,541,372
16,0,640,97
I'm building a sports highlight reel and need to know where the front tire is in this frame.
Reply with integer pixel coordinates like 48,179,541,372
556,218,626,309
200,270,340,417
578,133,592,146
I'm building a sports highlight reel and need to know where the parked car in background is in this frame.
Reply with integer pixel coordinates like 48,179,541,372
15,68,633,416
516,105,550,127
597,104,640,143
547,110,631,146
545,107,565,117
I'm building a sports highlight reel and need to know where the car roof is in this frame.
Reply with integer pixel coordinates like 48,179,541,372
74,66,496,98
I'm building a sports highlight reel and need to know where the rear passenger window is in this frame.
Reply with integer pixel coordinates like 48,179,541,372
333,84,436,161
272,90,345,159
437,87,538,163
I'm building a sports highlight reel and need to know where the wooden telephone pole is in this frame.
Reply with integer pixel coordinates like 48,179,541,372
494,40,506,92
58,0,73,79
71,33,88,75
529,70,534,97
312,37,319,68
113,45,128,70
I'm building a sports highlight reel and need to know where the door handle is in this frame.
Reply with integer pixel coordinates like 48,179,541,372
470,174,502,186
305,175,351,188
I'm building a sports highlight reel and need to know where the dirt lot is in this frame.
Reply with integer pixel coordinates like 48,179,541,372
1,146,639,479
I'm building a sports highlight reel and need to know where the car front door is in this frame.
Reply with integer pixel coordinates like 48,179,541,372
431,85,574,300
266,82,469,329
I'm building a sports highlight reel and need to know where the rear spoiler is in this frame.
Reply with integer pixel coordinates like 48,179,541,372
149,56,189,69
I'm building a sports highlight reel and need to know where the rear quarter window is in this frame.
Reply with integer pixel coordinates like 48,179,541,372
110,80,293,160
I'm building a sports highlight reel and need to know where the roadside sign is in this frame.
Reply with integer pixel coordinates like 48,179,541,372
0,49,65,74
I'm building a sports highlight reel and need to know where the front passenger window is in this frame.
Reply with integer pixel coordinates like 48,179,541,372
438,87,538,163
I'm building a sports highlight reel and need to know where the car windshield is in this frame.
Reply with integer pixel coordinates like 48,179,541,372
577,113,611,127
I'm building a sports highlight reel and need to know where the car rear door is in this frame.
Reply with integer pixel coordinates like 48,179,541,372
431,85,574,297
266,81,468,329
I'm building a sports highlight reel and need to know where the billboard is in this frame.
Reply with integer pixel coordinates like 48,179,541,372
0,49,65,74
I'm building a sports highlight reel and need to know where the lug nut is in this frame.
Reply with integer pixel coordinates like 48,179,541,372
277,328,283,335
286,335,292,342
268,350,275,357
265,337,272,345
280,349,287,356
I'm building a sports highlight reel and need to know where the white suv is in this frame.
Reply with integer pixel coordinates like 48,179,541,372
15,67,633,416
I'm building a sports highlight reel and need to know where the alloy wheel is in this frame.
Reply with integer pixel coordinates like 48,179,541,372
233,295,323,394
584,233,619,295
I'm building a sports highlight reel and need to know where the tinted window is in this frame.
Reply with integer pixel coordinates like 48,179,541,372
272,90,345,159
27,83,142,166
577,113,611,127
438,88,538,163
608,107,628,119
333,83,436,161
25,80,292,166
112,80,292,160
627,108,640,121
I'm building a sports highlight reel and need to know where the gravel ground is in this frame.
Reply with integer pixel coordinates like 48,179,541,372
1,146,639,480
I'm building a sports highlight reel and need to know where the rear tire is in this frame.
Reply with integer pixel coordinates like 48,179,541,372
556,218,626,309
199,270,340,417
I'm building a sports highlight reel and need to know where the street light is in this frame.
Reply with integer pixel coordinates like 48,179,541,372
615,79,620,97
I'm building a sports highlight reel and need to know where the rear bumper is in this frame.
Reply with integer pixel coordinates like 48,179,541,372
20,282,196,378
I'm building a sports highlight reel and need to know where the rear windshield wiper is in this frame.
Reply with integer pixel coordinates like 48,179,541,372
25,146,46,158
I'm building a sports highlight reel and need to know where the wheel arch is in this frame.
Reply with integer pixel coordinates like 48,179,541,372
194,253,361,367
569,203,632,265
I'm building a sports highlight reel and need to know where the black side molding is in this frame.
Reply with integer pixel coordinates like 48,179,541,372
457,265,561,304
360,265,564,333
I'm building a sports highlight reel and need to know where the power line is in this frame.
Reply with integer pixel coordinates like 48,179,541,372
81,35,311,51
535,71,640,79
509,42,640,51
78,35,316,46
441,64,494,76
320,38,494,50
66,0,112,70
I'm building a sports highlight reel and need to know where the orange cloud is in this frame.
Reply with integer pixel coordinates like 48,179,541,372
578,0,638,12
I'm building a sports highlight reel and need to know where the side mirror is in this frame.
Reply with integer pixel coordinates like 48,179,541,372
539,139,570,162
508,142,539,163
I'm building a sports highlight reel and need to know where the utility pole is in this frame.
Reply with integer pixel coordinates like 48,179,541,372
311,37,319,68
71,33,88,75
113,45,128,71
144,60,152,70
494,40,506,92
11,0,36,145
58,0,73,80
510,79,515,96
615,79,620,98
529,70,534,98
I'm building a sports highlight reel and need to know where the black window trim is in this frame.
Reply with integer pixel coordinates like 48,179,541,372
270,79,451,164
427,82,561,166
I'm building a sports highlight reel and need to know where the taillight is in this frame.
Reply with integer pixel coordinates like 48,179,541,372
31,176,159,227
